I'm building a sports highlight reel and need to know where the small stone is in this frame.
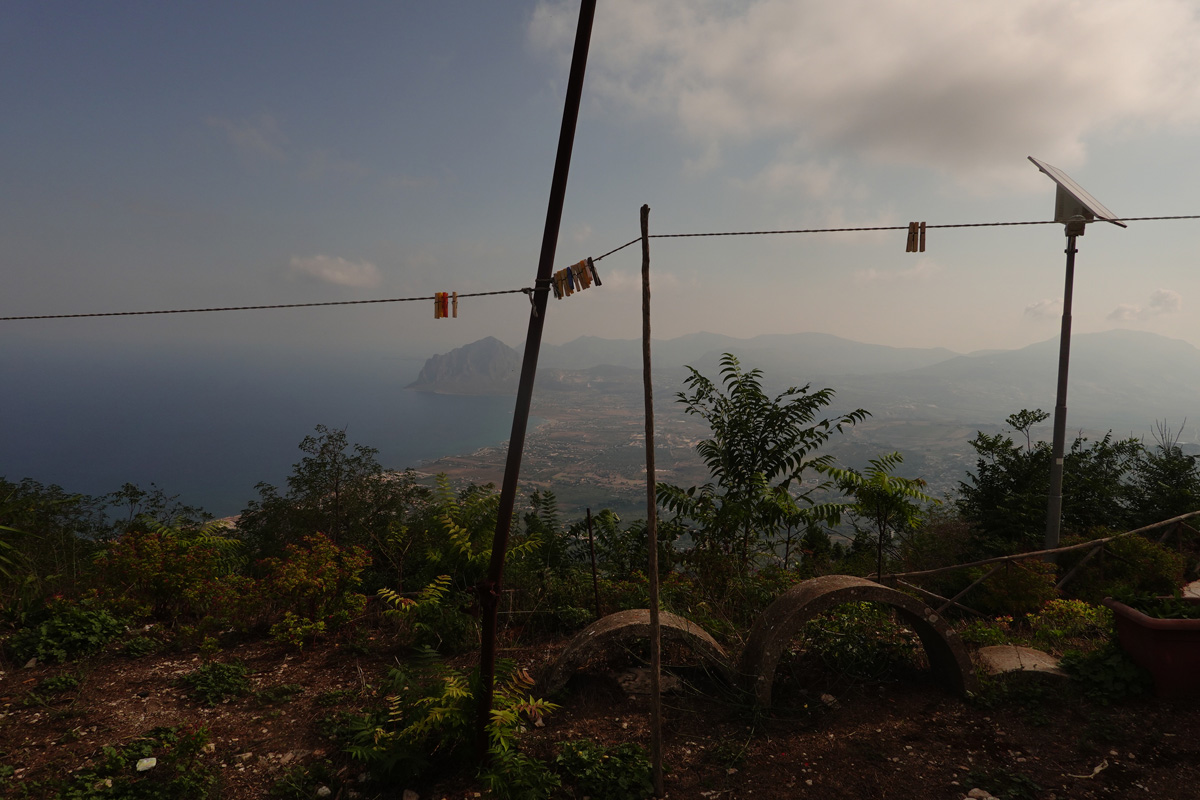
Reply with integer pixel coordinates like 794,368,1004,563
727,768,738,775
237,753,253,762
403,791,419,800
967,790,991,799
203,743,216,754
23,658,37,669
316,787,332,798
135,757,157,772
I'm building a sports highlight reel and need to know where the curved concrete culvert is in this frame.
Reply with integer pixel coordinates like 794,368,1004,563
538,608,734,696
738,575,979,707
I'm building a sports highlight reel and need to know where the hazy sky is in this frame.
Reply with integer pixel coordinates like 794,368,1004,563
5,0,1200,361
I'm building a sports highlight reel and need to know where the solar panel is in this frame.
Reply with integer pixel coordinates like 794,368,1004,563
1028,156,1127,228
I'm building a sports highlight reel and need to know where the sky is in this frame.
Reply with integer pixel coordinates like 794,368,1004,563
5,0,1200,362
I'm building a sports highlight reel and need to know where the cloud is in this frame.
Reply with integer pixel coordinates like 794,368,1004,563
207,114,288,161
530,0,1200,189
288,255,382,288
1024,298,1061,319
601,268,683,292
1149,288,1183,314
208,115,363,179
737,158,840,197
853,259,940,285
1107,288,1183,321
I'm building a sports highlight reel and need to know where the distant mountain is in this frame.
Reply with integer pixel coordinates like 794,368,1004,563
538,331,959,378
407,336,520,395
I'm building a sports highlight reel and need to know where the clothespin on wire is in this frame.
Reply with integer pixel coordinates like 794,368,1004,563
553,258,602,299
905,222,926,253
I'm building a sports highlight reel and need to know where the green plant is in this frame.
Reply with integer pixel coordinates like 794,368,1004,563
91,518,248,624
957,616,1015,648
1060,643,1151,704
256,683,305,706
21,725,217,799
556,739,656,800
6,597,126,664
1025,599,1112,651
1115,591,1200,619
22,672,81,706
122,633,163,658
972,560,1058,617
793,602,922,682
1065,534,1187,604
344,650,556,791
260,532,370,649
178,660,250,707
658,354,868,572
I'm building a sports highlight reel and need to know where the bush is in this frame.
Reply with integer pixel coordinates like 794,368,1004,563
556,740,655,800
18,725,217,799
972,560,1058,617
91,520,247,625
6,598,126,664
344,651,556,792
1025,599,1112,652
1059,643,1151,704
1062,534,1185,604
260,533,370,648
178,661,250,707
794,601,922,682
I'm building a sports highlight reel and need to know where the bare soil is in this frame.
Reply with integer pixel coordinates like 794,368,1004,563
2,629,1199,800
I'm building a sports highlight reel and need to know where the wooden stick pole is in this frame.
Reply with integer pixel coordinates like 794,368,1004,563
586,507,602,620
640,203,664,796
474,0,596,764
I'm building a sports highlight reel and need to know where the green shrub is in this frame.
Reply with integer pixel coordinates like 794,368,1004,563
957,616,1015,648
91,520,246,624
6,598,126,664
22,672,81,706
343,650,556,792
19,725,217,799
1059,644,1151,704
795,601,922,681
178,661,250,707
556,740,655,800
1025,599,1112,652
972,560,1058,617
260,532,370,648
1062,533,1185,604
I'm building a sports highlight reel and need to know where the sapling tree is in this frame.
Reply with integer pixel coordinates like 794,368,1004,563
657,354,868,571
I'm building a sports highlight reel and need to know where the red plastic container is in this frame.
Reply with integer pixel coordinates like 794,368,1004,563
1103,597,1200,699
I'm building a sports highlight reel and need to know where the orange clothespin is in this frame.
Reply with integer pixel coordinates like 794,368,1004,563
434,292,442,319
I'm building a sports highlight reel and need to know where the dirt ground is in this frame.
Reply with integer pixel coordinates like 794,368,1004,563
2,630,1199,800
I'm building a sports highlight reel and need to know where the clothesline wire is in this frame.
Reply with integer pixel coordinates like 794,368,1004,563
0,289,528,322
5,213,1200,322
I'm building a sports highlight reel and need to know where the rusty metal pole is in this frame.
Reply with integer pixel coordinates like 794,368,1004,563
641,203,665,796
475,0,596,762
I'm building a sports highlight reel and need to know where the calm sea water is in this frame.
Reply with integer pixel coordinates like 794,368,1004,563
2,345,521,516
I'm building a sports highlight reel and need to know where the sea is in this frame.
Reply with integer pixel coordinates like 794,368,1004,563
1,345,521,517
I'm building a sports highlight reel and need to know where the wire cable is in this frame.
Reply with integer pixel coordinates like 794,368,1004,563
0,288,529,322
5,213,1200,322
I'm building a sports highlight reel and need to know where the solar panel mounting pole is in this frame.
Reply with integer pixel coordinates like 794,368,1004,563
1028,157,1126,552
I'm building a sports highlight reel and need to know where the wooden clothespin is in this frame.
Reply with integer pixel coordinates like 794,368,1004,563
452,291,458,318
587,257,601,286
906,222,927,253
434,292,442,319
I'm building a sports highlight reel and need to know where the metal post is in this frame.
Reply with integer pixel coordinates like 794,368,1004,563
475,0,596,762
586,507,602,620
1044,218,1085,552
